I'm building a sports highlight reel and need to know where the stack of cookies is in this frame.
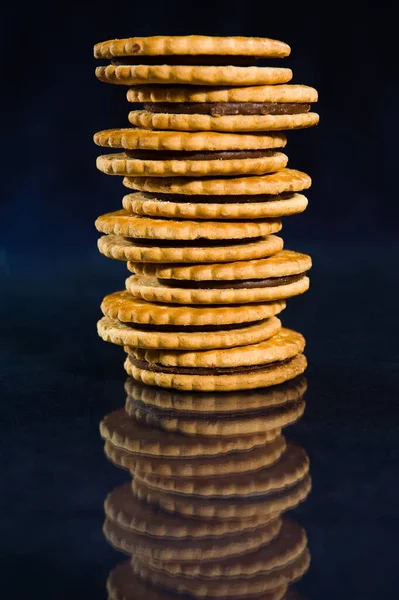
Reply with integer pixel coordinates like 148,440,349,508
93,35,318,599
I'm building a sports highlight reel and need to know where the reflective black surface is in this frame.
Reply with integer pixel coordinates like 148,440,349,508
2,243,399,598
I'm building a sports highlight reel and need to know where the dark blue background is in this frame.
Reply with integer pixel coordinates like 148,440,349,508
1,1,399,598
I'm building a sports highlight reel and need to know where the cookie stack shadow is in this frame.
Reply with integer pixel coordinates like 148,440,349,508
93,35,318,599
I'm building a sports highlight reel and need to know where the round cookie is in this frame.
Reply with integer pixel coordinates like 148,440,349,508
94,36,291,59
128,109,319,132
125,394,305,436
104,435,287,478
133,473,312,521
127,84,317,104
124,375,307,413
94,128,287,151
100,409,280,459
133,443,309,498
101,291,286,327
123,168,311,196
96,150,288,177
97,234,284,264
95,64,292,86
95,210,282,241
123,192,308,220
126,250,311,305
125,352,307,391
98,315,285,351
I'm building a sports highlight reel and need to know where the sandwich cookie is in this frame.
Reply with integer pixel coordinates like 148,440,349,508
98,291,285,350
100,409,280,459
132,520,309,598
105,435,287,478
97,233,284,264
95,128,288,178
126,250,311,306
133,443,309,498
104,507,282,562
124,328,306,393
94,35,292,86
95,210,282,241
122,169,310,220
124,375,307,413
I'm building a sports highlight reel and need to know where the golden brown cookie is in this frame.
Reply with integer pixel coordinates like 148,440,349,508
96,64,292,86
95,210,282,240
105,435,287,478
128,328,305,368
96,150,288,177
94,128,287,151
125,352,307,391
101,290,285,327
123,168,311,196
133,472,311,520
124,375,307,413
126,84,317,104
123,192,308,220
134,443,309,497
104,492,282,562
100,409,279,458
97,234,284,263
126,395,305,437
126,274,309,306
99,314,285,351
94,36,291,59
128,109,319,132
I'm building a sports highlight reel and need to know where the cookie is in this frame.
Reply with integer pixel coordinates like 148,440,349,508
132,521,309,598
94,128,287,151
104,513,282,563
124,375,307,413
128,109,319,132
125,395,305,437
95,210,282,240
123,192,308,220
105,435,287,478
126,249,311,305
96,150,288,177
134,443,309,497
100,409,279,458
101,291,285,327
94,36,291,59
144,518,306,577
99,315,285,351
123,168,311,196
126,84,317,104
97,234,284,263
133,473,312,520
124,352,307,391
96,64,292,86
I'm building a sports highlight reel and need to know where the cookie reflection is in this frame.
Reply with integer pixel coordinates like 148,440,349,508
102,378,311,599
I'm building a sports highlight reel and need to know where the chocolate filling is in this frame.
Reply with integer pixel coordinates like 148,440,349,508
111,55,257,67
137,192,293,205
129,355,295,376
124,237,264,247
158,274,304,290
121,320,262,332
125,149,277,161
144,102,311,116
